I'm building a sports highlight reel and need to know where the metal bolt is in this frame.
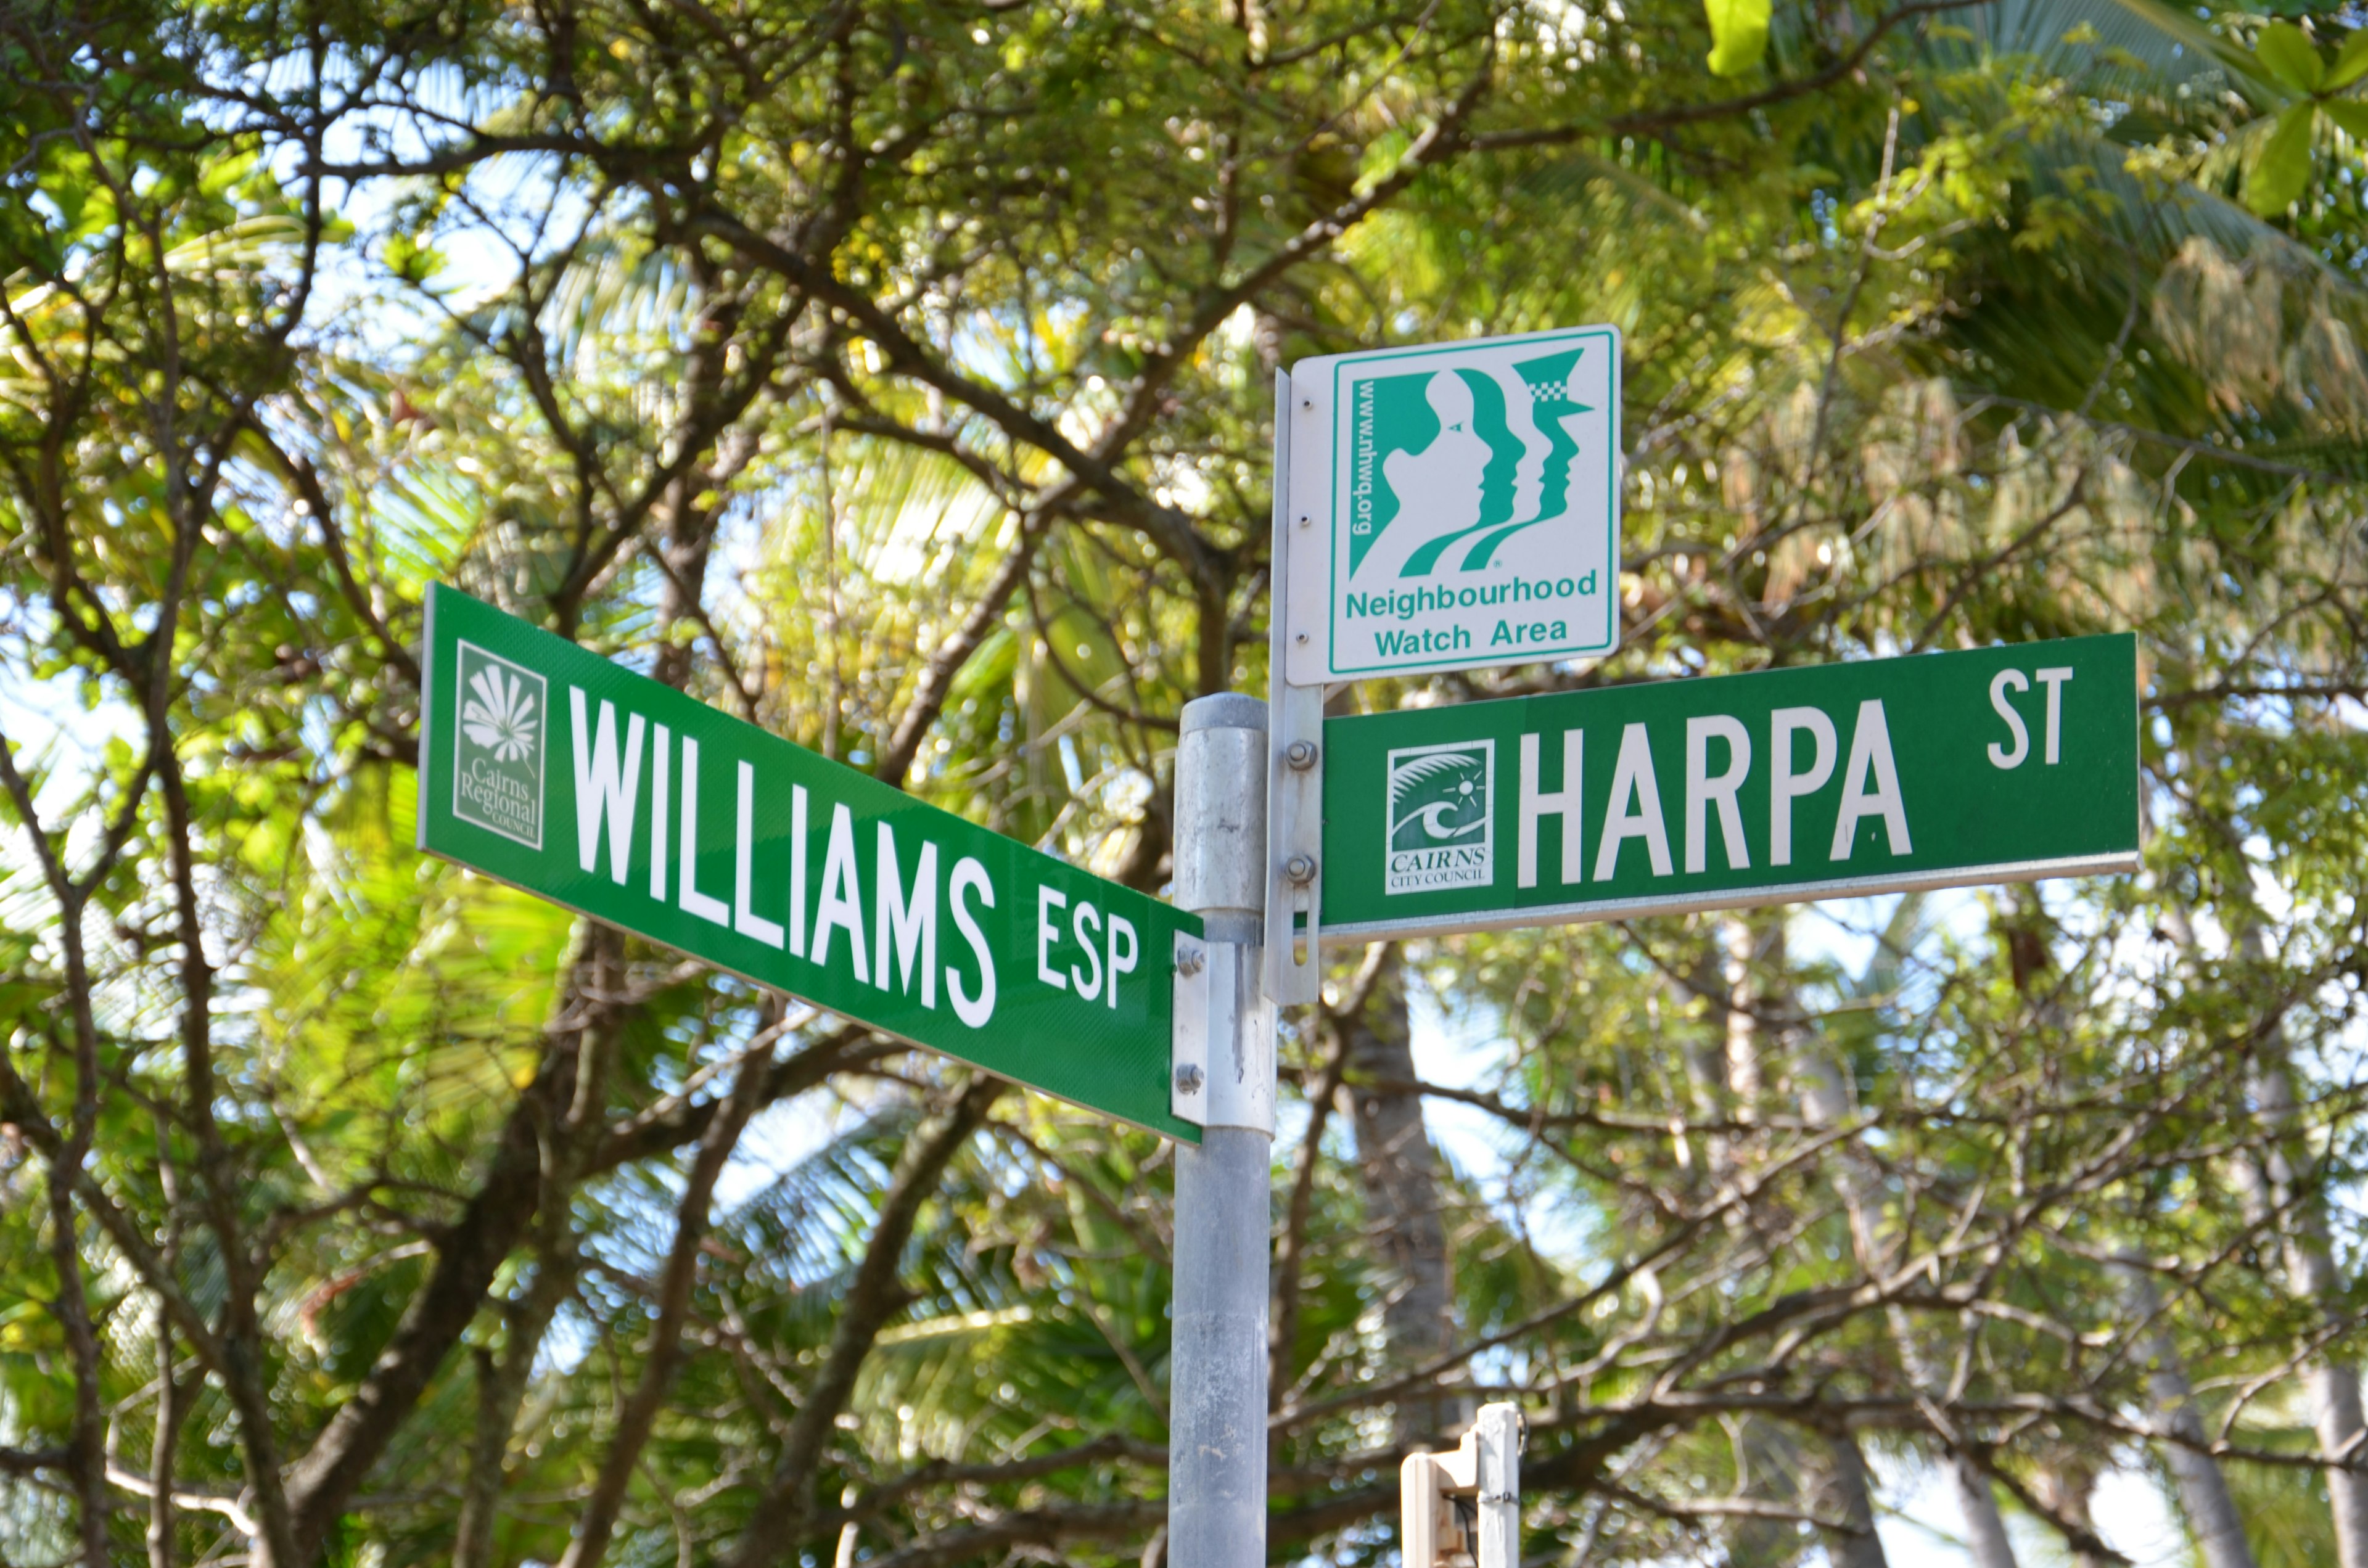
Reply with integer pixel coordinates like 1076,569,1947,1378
1297,514,1310,528
1285,853,1318,885
1294,632,1309,644
1301,398,1313,409
1285,739,1318,771
1174,1063,1206,1094
1176,945,1206,976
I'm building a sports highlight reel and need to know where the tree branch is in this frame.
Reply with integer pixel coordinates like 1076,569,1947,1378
722,1075,1005,1568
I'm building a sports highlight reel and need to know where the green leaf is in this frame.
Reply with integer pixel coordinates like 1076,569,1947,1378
1704,0,1771,76
2322,99,2368,138
2245,102,2317,215
2255,22,2324,94
2327,27,2368,90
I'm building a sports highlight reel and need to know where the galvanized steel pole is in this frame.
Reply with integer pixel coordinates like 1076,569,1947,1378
1169,692,1274,1568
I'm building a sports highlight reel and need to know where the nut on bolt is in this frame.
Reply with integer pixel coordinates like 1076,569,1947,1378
1176,945,1206,977
1285,739,1318,771
1174,1064,1206,1094
1285,853,1318,885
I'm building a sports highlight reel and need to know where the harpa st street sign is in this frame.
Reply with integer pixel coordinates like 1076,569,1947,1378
1319,633,2140,941
417,585,1201,1141
1283,326,1622,683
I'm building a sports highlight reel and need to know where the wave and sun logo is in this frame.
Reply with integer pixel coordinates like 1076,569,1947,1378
1346,347,1591,585
451,642,547,848
1384,741,1494,895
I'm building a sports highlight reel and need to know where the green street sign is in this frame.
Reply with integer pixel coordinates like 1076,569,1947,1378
1320,634,2139,940
417,585,1201,1141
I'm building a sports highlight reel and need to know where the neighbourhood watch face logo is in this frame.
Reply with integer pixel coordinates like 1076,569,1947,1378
1346,347,1592,586
451,641,546,848
1384,741,1494,895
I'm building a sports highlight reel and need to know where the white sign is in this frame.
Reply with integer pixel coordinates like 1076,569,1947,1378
1283,326,1621,682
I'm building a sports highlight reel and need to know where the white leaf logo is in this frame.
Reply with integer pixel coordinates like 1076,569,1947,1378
461,664,539,763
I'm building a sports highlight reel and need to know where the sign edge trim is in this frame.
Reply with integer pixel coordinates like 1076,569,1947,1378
1318,850,2144,943
416,584,440,853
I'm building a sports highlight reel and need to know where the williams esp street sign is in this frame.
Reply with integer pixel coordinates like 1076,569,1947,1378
1283,326,1622,683
1320,634,2140,941
417,585,1201,1141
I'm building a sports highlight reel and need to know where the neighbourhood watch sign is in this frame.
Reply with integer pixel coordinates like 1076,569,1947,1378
1283,326,1621,682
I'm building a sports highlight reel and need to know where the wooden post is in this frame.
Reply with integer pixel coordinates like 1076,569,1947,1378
1400,1405,1523,1568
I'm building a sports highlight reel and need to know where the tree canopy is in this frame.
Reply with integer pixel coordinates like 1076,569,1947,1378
1,0,2366,1565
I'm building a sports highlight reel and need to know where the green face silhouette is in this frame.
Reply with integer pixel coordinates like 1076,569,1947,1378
1344,348,1591,582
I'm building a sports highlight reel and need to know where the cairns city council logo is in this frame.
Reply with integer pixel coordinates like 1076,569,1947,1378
1384,741,1494,895
451,641,546,848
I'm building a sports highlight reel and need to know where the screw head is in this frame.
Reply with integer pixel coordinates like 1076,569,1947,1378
1285,853,1318,885
1301,398,1313,409
1174,1064,1206,1094
1297,514,1310,528
1294,631,1309,644
1176,946,1206,976
1285,739,1318,771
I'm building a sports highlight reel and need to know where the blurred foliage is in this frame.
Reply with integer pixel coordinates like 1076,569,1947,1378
1,0,2366,1565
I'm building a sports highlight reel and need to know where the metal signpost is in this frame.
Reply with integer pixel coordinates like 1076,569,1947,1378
416,583,1203,1141
1167,696,1275,1568
416,319,2144,1568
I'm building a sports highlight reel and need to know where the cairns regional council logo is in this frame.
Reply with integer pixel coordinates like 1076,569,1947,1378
1384,741,1494,895
451,641,546,848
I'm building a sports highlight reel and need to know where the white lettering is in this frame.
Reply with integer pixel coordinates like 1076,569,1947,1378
1036,887,1069,991
1593,723,1674,880
1518,729,1585,889
811,802,869,983
1769,707,1838,867
874,824,938,1008
1987,670,2031,769
570,688,646,885
676,737,731,927
947,858,997,1028
1071,902,1104,1001
732,760,786,949
787,784,808,958
1830,700,1914,860
1106,914,1138,1011
648,723,670,900
2036,666,2074,764
1684,714,1752,874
